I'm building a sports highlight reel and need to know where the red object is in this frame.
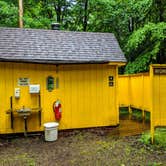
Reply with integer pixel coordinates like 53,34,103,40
53,101,62,121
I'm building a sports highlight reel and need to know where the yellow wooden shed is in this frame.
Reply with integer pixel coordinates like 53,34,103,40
0,27,126,134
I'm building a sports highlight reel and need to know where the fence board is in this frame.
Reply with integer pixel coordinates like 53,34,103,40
119,73,151,111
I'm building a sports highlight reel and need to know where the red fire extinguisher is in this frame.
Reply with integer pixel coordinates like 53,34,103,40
53,100,62,121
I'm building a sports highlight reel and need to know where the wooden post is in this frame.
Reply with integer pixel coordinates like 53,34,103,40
150,65,154,144
151,126,154,144
142,110,145,119
129,106,132,120
142,74,144,119
19,0,23,28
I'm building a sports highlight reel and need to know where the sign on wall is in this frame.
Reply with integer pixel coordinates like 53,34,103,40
154,68,166,75
18,78,30,86
108,76,114,87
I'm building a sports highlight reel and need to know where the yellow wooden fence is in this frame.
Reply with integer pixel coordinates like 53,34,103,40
118,73,151,112
119,64,166,142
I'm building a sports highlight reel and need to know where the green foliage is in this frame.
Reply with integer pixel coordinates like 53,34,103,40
0,1,18,27
119,107,129,115
140,129,166,148
0,153,36,166
23,0,55,29
155,128,166,148
145,112,150,122
132,109,143,121
0,0,165,72
140,131,151,145
87,0,130,45
125,22,166,74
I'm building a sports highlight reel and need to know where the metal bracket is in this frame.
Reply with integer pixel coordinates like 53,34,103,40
10,96,14,129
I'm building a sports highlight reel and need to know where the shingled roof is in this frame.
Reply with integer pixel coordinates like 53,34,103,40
0,27,126,64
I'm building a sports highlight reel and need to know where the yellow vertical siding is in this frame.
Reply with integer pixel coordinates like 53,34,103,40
118,73,151,111
143,75,151,110
0,62,118,134
0,63,6,133
159,75,166,125
59,64,117,129
118,75,130,107
130,75,143,108
152,65,166,127
150,65,166,142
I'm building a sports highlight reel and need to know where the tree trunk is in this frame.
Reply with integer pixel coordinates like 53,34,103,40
128,17,134,32
156,0,165,22
54,0,61,23
155,0,166,63
83,0,88,31
19,0,23,28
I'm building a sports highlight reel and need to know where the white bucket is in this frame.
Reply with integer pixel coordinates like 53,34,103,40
44,122,59,141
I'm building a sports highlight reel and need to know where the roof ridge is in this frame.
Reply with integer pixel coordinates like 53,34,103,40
0,27,115,35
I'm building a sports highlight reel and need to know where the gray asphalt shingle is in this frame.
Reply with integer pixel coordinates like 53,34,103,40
0,27,126,64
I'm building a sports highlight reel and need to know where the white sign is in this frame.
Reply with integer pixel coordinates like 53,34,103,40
15,88,20,98
29,84,40,93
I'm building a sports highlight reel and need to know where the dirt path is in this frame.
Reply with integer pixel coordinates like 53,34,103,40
0,128,165,166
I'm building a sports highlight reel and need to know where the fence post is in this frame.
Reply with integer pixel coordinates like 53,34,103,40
142,74,145,119
150,65,154,144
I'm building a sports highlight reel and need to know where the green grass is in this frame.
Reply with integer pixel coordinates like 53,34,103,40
0,153,36,166
119,107,129,115
140,128,166,149
119,107,151,123
145,111,150,122
131,109,150,122
155,128,166,147
132,109,143,121
140,131,151,145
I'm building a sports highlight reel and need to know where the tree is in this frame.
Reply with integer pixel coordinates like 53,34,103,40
63,0,90,31
52,0,71,23
124,22,166,74
23,0,54,29
0,1,18,27
0,0,165,74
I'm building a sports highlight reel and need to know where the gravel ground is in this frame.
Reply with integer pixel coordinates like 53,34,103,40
0,128,165,166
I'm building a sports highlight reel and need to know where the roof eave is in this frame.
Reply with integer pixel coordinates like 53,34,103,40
0,58,110,65
108,61,126,66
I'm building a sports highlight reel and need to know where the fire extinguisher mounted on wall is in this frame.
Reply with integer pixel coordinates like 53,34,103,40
53,100,62,121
